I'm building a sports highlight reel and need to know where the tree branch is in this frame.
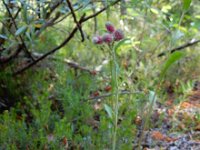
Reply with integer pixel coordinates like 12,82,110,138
0,45,23,64
91,2,98,33
2,0,34,61
83,0,121,22
13,7,21,19
66,0,84,42
46,0,63,19
32,52,95,74
53,4,85,26
13,0,121,76
35,12,61,37
13,14,86,76
158,39,200,57
86,90,141,101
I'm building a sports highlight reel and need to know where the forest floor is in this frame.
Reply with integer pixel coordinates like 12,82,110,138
134,82,200,150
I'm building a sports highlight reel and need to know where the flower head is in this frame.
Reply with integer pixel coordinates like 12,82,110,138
105,22,115,33
102,33,113,43
113,29,124,41
92,35,103,44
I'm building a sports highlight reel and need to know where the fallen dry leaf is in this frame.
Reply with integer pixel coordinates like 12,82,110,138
195,123,200,131
177,123,186,130
164,136,177,142
167,108,175,116
151,131,177,142
180,101,193,109
151,131,165,140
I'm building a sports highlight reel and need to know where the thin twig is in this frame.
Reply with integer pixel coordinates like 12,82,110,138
35,13,61,37
0,45,23,64
45,0,63,19
91,2,98,33
25,52,96,74
87,91,141,101
53,5,84,25
13,7,21,19
158,39,200,57
64,59,92,73
83,0,121,22
66,0,85,42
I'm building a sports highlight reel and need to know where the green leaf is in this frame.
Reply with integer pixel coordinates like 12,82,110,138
150,8,159,15
114,38,131,51
183,0,192,11
21,3,28,23
0,34,8,39
160,51,185,79
15,26,27,36
104,104,113,119
149,91,157,105
25,32,32,42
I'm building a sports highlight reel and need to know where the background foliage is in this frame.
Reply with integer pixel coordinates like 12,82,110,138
0,0,200,149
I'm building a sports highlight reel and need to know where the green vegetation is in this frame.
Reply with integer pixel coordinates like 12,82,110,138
0,0,200,149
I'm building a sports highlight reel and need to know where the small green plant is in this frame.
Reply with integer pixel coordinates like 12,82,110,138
137,51,185,149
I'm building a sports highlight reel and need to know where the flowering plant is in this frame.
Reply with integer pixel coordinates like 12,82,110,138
92,22,124,45
92,22,125,150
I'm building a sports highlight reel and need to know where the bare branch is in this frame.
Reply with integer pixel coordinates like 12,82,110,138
158,39,200,57
0,45,23,64
35,12,61,37
86,90,141,101
46,0,63,19
33,52,95,73
13,0,121,75
53,5,84,25
83,0,121,22
13,7,21,19
66,0,85,42
91,2,98,33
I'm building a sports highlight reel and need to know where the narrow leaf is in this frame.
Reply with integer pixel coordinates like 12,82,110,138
183,0,192,11
25,32,32,42
149,90,157,106
15,26,27,36
114,38,131,51
104,104,113,119
160,51,185,78
0,34,8,39
34,24,42,29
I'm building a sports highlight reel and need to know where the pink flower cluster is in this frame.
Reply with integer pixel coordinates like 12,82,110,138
92,22,124,45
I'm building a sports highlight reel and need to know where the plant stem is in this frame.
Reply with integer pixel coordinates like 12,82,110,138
110,45,119,150
137,89,157,149
137,78,163,149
